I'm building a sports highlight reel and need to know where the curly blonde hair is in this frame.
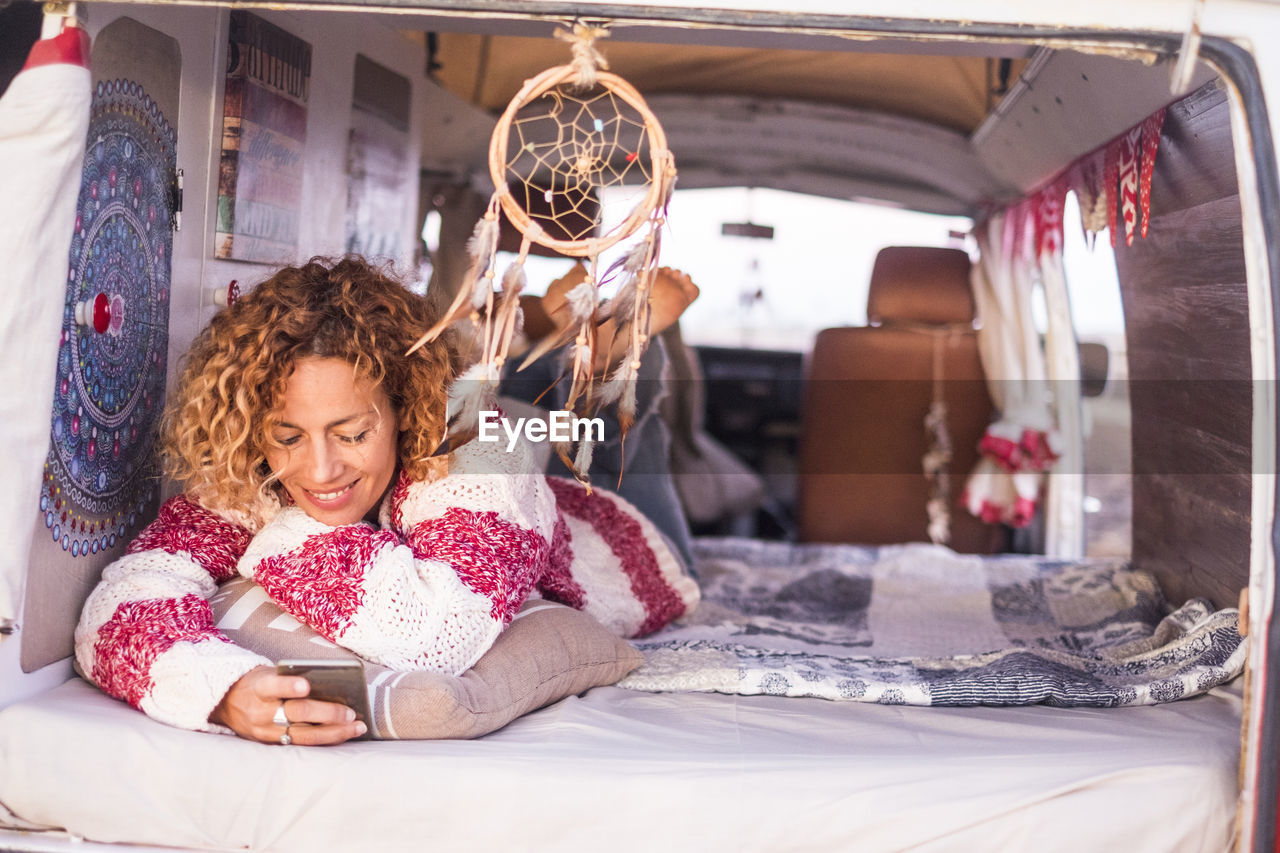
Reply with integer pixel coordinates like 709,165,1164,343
163,257,458,527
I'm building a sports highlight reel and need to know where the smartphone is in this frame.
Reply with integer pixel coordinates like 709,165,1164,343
276,659,374,740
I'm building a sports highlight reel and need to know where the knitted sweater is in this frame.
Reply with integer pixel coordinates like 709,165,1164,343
74,435,698,732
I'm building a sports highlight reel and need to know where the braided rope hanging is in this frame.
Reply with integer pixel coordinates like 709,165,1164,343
409,23,677,485
923,330,955,545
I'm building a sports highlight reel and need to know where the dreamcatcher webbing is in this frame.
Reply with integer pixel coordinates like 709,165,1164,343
409,25,677,487
502,85,657,246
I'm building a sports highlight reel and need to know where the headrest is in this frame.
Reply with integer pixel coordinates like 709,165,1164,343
866,246,976,326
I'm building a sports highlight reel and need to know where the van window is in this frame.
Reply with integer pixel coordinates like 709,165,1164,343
497,186,971,352
640,187,971,351
1061,191,1131,557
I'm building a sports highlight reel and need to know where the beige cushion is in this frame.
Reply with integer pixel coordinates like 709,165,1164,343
209,576,642,739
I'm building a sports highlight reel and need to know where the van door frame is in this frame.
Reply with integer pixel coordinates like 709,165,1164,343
71,2,1280,848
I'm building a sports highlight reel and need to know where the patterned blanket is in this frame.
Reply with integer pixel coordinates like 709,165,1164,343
619,538,1246,706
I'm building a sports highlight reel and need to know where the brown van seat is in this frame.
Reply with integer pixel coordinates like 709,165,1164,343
866,246,975,325
798,247,1003,553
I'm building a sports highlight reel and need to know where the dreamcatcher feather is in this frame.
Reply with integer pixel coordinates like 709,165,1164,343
408,22,677,487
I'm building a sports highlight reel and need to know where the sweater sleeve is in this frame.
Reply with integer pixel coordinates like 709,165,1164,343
74,495,270,732
237,432,559,675
391,431,560,621
235,507,501,675
538,477,701,638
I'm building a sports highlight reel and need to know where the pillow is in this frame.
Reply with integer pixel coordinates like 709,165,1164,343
209,576,643,740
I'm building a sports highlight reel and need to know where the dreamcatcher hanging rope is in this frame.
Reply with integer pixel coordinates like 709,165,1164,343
409,23,678,485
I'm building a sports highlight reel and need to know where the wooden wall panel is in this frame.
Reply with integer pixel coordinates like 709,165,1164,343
1113,81,1250,610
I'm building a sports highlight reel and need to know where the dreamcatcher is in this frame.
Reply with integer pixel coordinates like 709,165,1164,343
409,23,677,484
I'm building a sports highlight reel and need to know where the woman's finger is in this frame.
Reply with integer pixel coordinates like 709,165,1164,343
281,698,357,727
250,672,311,703
254,713,365,746
280,720,367,747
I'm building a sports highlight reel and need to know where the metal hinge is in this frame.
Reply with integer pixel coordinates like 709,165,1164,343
40,1,83,37
171,168,184,232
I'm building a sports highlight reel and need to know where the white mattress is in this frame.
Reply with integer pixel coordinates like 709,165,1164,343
0,676,1242,852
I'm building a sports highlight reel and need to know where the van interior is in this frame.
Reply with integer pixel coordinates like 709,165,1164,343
0,1,1275,850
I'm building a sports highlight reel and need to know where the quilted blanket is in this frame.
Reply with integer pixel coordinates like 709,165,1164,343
619,539,1246,706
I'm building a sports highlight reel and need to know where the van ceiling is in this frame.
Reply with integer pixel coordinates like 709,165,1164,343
389,13,1207,213
431,34,1028,135
421,29,1211,214
416,30,1038,214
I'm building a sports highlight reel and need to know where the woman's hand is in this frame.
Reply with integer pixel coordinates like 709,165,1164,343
209,665,367,745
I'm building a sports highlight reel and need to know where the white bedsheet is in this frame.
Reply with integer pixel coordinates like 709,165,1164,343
0,676,1241,852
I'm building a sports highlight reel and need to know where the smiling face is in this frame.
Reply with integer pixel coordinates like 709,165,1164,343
263,356,401,527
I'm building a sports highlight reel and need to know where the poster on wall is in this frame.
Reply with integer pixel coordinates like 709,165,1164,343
215,11,310,263
24,17,179,670
345,54,411,265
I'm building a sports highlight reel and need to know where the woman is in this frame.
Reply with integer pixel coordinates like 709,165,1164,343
75,256,699,746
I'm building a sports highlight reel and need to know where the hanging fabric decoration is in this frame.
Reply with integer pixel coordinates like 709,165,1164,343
1073,107,1166,250
1103,134,1121,243
1073,150,1108,247
1100,106,1165,247
1030,182,1066,260
407,22,677,485
1114,125,1143,246
1138,107,1167,239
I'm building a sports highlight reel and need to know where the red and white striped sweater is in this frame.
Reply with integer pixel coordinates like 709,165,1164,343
74,436,699,732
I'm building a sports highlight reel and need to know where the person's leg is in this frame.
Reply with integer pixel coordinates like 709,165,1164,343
501,336,695,572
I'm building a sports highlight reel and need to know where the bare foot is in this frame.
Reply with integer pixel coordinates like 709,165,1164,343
539,262,589,325
537,264,698,335
594,267,699,372
646,267,700,338
525,264,701,374
515,294,557,354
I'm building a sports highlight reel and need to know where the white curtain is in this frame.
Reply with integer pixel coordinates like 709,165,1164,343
1038,247,1085,558
961,208,1060,532
0,25,91,631
963,106,1166,554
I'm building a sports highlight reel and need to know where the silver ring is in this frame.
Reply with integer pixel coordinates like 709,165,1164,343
279,730,292,746
273,701,289,728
